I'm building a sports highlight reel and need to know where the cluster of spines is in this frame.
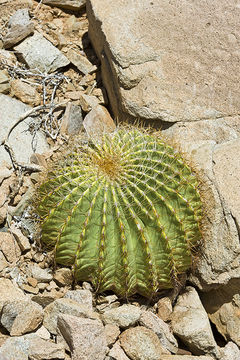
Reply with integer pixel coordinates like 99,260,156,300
36,127,202,298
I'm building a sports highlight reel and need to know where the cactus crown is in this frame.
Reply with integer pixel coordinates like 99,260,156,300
36,127,202,298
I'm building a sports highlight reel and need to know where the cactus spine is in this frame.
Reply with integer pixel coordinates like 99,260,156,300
36,127,202,297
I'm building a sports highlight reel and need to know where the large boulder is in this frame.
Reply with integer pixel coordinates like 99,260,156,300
87,0,240,123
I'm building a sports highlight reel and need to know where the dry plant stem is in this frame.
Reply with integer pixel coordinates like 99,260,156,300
1,102,67,172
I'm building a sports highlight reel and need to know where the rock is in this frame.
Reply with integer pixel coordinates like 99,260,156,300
43,298,99,335
3,9,34,49
201,279,240,346
35,325,50,340
109,341,131,360
0,166,12,185
219,341,240,360
160,356,213,360
101,304,141,329
139,310,178,353
171,287,220,358
11,79,41,106
0,232,21,263
67,48,97,75
104,323,120,346
0,70,10,94
0,250,8,271
21,284,39,295
0,49,17,66
87,0,240,123
0,94,49,166
57,314,108,360
14,32,70,73
43,0,86,11
0,278,25,312
119,326,167,360
28,335,65,360
29,264,53,283
10,224,31,253
0,334,65,360
79,93,100,112
1,299,43,336
60,103,83,135
157,297,172,322
83,104,116,140
32,294,57,308
162,120,240,291
64,289,93,309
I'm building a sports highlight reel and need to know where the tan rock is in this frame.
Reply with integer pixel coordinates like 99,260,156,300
0,278,25,311
43,0,86,11
1,299,43,336
67,48,97,75
161,356,213,360
171,287,220,358
0,70,10,94
21,284,39,295
0,251,8,271
120,326,166,360
87,0,240,123
139,310,178,353
109,341,130,360
79,93,100,112
57,314,108,360
44,298,99,335
0,232,21,263
157,297,172,322
104,323,120,346
11,79,41,106
83,104,116,140
28,335,65,360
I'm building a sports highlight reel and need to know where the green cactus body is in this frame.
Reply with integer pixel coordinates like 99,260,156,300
36,128,202,297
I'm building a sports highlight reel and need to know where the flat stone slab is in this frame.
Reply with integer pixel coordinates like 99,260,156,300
0,94,49,166
14,32,70,73
87,0,240,123
43,0,86,11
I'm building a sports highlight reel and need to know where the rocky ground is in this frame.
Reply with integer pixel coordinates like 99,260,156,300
0,0,239,359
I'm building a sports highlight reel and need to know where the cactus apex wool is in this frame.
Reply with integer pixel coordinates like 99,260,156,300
35,127,202,297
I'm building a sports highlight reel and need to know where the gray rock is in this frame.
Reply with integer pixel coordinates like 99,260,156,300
29,264,53,283
67,48,97,75
44,298,99,335
60,103,83,135
64,289,93,309
0,94,49,166
101,304,141,329
171,287,220,358
0,70,10,94
119,326,167,360
87,0,240,123
43,0,86,11
1,299,43,336
0,278,25,312
57,314,108,360
14,32,70,73
3,9,34,49
219,341,240,360
139,310,178,353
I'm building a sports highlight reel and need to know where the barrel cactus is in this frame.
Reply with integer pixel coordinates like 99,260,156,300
35,127,202,298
